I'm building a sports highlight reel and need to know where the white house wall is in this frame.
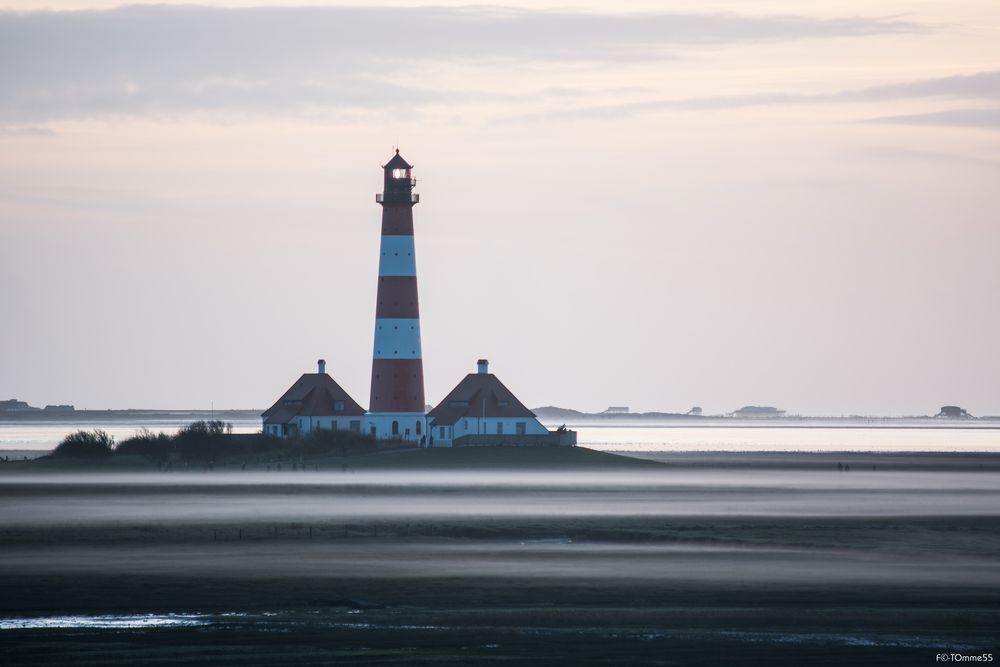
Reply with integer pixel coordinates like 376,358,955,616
366,412,427,442
429,416,548,446
263,416,364,438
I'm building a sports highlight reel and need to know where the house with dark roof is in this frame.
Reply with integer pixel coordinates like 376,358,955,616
261,359,367,438
426,360,574,447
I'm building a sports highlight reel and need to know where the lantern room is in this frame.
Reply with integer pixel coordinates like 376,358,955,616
377,149,419,204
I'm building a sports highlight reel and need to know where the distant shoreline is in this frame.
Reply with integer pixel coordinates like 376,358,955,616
549,421,1000,430
1,408,998,427
0,410,262,424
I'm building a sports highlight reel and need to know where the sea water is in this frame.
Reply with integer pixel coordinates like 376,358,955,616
1,420,997,453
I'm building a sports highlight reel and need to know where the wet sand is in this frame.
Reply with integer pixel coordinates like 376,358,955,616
1,450,999,665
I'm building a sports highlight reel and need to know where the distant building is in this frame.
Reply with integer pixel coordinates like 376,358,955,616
427,360,572,447
261,360,366,438
43,404,75,412
686,406,702,416
935,405,973,419
729,405,786,419
0,399,39,412
602,406,629,414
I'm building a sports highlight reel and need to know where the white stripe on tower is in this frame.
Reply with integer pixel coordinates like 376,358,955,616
373,318,422,358
377,236,417,276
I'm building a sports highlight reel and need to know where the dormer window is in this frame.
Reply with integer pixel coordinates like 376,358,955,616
391,168,411,179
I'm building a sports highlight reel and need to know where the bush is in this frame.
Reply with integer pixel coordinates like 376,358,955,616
116,428,174,462
52,430,115,458
174,420,232,462
287,428,377,457
55,420,379,466
177,420,230,438
250,434,287,456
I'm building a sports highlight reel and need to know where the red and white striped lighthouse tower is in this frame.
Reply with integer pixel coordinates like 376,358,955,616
365,150,426,442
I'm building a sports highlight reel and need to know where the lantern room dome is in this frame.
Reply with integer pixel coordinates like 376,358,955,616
383,149,413,171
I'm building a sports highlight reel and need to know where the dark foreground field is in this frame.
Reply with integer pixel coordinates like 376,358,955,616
1,448,999,665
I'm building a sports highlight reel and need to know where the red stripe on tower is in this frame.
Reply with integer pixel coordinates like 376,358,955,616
366,150,427,442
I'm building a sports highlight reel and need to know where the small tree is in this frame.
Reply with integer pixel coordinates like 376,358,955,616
52,430,115,458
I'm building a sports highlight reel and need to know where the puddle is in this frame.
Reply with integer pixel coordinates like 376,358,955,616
0,611,983,653
0,613,211,630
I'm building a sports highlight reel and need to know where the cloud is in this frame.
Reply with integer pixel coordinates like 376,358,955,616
0,126,55,136
842,70,1000,102
858,146,1000,169
517,70,1000,120
0,5,922,121
868,108,1000,129
652,70,1000,111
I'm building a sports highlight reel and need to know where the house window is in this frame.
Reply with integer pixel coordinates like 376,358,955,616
350,420,361,433
331,420,338,430
334,400,345,412
516,422,526,435
463,419,468,430
497,421,503,435
392,421,399,435
439,426,445,439
416,421,422,435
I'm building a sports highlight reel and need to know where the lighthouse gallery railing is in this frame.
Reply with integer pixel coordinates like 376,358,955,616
376,193,419,204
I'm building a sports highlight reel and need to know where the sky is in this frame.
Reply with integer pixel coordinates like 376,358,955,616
1,1,998,416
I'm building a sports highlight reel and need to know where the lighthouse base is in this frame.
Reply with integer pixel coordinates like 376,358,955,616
366,412,428,444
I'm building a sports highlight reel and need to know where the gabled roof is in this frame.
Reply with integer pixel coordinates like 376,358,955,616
383,149,413,170
427,373,537,426
262,373,366,423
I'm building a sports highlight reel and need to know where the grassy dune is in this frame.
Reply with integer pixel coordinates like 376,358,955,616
11,444,663,473
346,445,664,470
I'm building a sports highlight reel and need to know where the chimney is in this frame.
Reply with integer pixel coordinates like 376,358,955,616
317,359,326,374
477,359,489,374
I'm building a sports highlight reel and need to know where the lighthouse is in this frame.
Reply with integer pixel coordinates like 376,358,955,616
366,150,427,442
